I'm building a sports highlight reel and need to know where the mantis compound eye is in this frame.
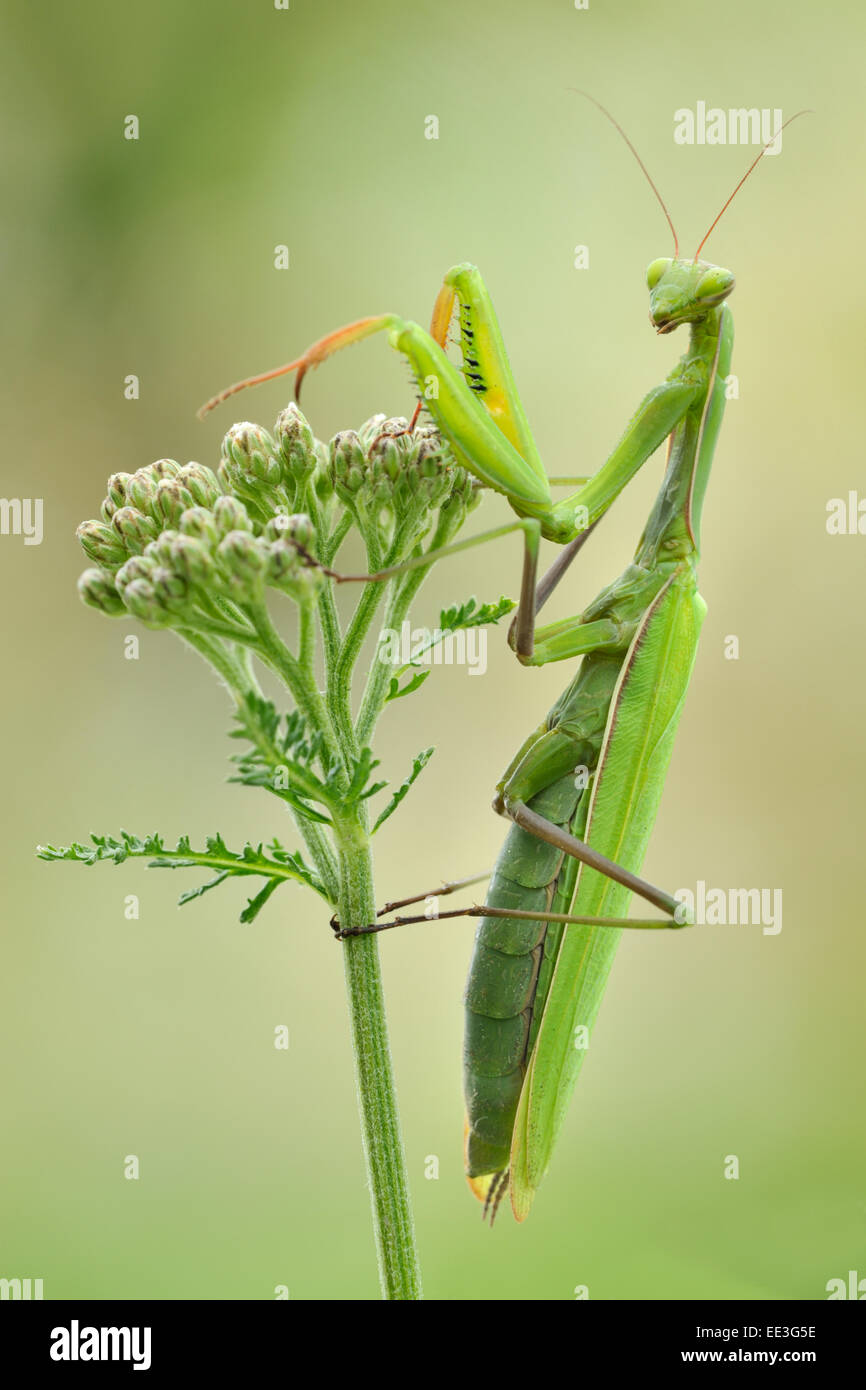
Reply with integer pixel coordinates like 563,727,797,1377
645,257,672,290
694,265,736,303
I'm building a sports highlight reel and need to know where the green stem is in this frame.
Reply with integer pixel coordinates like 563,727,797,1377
298,593,316,673
327,513,422,763
316,581,342,693
178,628,254,698
356,562,428,747
249,602,343,769
322,507,354,566
357,507,464,745
336,820,422,1300
181,628,340,902
329,577,388,762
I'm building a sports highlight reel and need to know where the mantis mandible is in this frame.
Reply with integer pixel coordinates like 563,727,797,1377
199,99,806,1220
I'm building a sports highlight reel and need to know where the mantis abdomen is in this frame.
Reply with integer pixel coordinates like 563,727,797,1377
463,653,618,1183
464,565,706,1218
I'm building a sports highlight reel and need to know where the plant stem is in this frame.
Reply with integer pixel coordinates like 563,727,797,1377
250,603,343,769
337,820,422,1301
356,505,465,745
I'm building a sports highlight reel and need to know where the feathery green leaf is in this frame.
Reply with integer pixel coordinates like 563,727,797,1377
372,748,434,833
36,829,330,918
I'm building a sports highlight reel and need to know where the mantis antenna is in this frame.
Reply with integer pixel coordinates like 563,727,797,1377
693,109,812,260
570,89,680,257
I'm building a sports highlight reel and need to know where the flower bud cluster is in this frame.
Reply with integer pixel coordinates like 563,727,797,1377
77,450,322,627
76,407,479,629
329,414,481,549
217,403,328,520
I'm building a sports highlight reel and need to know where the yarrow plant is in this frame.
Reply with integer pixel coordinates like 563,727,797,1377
38,403,515,1300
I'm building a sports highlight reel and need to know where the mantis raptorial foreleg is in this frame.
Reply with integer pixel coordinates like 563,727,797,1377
199,259,698,662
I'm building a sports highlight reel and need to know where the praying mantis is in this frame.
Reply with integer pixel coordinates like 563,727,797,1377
199,98,806,1222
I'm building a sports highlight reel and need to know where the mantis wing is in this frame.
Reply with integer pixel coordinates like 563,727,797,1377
509,568,706,1220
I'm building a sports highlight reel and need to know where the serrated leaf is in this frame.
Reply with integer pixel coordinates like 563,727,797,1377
359,780,388,801
228,772,333,825
345,747,381,803
177,871,231,905
388,596,516,671
230,693,384,815
229,693,338,820
240,877,282,923
372,748,434,833
384,670,430,703
438,594,516,633
37,829,331,919
37,830,168,868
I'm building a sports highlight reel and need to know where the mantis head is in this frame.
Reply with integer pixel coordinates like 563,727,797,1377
571,92,809,337
646,258,735,335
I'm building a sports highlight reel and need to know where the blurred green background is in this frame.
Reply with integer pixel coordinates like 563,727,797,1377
2,0,864,1300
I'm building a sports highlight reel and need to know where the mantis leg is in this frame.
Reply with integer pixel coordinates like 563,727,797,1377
334,904,685,939
330,864,684,937
497,728,684,921
507,522,601,657
383,265,701,561
375,871,492,915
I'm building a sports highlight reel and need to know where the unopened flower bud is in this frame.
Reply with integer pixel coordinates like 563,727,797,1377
77,567,126,616
265,537,302,589
176,462,223,509
263,513,290,542
357,414,387,448
76,519,128,568
213,495,254,537
152,564,190,613
313,441,334,502
288,513,316,550
179,506,218,546
408,437,453,509
169,534,213,586
125,471,159,516
275,403,317,482
266,539,323,600
115,554,157,594
415,437,447,476
368,433,402,481
101,473,132,521
111,506,159,555
153,479,196,529
440,467,483,523
329,431,366,501
143,531,180,569
222,422,282,487
216,459,233,494
216,530,267,599
149,459,182,481
121,578,173,628
264,512,315,550
375,416,412,447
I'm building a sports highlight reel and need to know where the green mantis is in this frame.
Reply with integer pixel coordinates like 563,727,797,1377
200,100,805,1222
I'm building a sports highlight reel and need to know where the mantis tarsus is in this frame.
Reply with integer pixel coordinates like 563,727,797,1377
200,99,806,1222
